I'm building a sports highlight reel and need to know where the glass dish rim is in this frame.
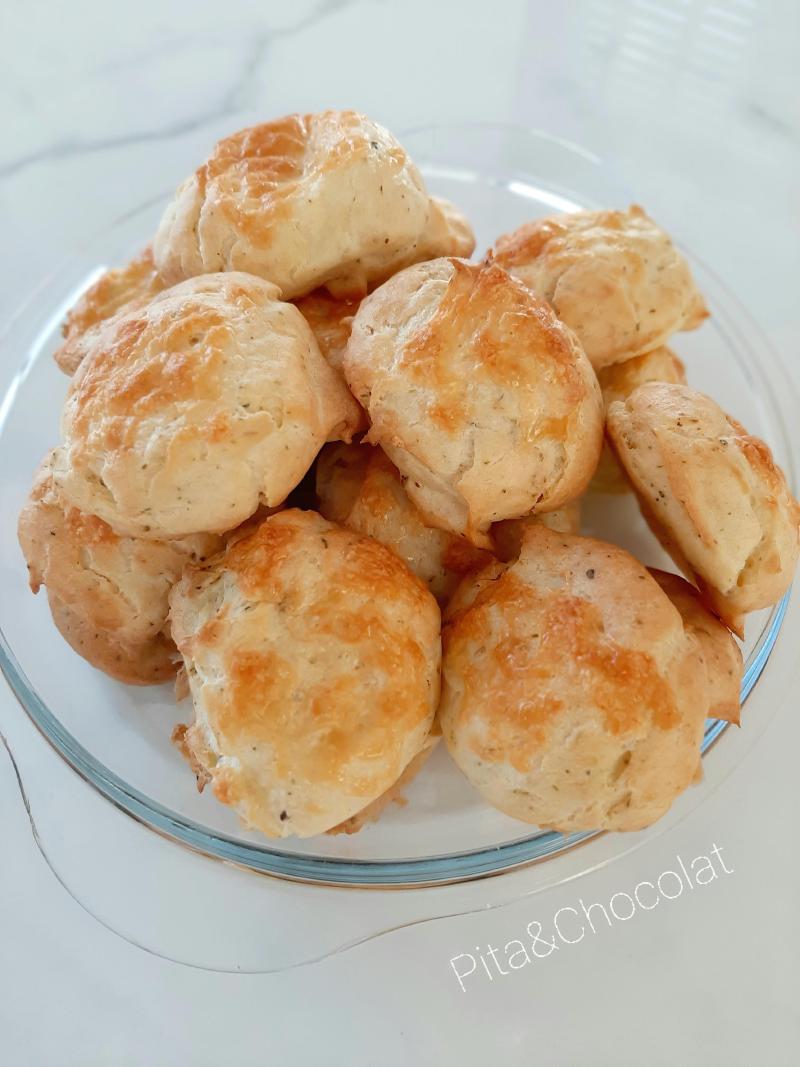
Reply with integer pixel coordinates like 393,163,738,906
0,595,787,886
0,123,794,887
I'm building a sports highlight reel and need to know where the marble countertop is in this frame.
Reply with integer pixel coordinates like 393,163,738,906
1,1,799,1063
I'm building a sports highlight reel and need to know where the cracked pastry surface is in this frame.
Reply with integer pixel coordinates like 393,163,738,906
488,206,708,370
56,272,360,539
343,257,603,547
18,451,220,684
607,382,800,634
54,245,166,376
169,509,441,838
439,524,709,832
649,568,743,725
153,110,433,300
316,442,492,604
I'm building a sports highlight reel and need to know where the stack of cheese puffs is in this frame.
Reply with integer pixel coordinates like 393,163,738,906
18,111,799,840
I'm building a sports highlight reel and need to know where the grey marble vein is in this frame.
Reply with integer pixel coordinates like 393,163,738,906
0,0,352,180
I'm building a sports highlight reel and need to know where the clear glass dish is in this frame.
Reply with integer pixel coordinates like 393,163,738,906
0,123,795,888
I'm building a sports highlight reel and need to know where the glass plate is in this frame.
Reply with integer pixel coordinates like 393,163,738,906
0,123,795,888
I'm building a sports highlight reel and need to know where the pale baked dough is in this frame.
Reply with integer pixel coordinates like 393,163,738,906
316,442,492,604
488,206,708,369
54,246,166,375
153,111,433,300
56,272,361,539
440,524,708,832
592,346,687,494
18,451,220,684
649,568,743,725
607,382,800,635
344,258,603,547
169,509,441,838
326,195,476,298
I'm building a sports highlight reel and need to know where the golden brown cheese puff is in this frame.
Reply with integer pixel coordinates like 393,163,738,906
169,509,441,838
488,206,708,370
344,258,603,548
607,382,800,636
153,110,432,300
440,525,709,833
18,451,221,684
56,272,361,540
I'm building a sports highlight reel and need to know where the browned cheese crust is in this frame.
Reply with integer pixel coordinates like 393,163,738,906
169,509,441,838
440,524,709,832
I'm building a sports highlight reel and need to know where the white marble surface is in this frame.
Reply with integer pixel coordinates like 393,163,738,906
1,1,799,1063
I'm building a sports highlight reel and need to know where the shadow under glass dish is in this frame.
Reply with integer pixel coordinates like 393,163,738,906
0,124,792,886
